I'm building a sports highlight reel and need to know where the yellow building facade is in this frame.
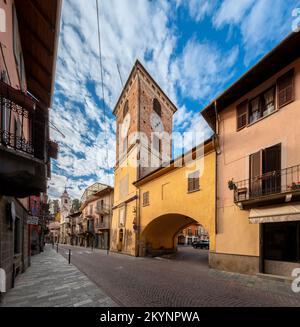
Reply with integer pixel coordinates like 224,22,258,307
136,142,216,256
110,61,216,258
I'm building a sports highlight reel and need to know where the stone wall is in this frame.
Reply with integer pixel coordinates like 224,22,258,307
0,196,29,293
209,251,259,275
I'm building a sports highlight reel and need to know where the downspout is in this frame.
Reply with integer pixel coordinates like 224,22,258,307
136,187,141,257
213,101,221,235
137,69,141,180
21,206,25,273
135,70,141,256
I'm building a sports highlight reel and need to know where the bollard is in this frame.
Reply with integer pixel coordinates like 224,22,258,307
52,242,54,249
68,249,71,264
56,243,58,253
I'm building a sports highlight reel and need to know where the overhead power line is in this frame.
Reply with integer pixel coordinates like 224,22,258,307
96,0,110,184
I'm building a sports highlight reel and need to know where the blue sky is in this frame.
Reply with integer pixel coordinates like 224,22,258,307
48,0,300,199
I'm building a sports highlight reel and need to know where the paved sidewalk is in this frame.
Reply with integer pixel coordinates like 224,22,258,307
0,245,117,307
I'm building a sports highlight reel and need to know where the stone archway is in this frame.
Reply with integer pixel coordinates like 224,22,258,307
139,213,210,257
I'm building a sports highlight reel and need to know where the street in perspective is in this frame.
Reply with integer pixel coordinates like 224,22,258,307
1,0,300,323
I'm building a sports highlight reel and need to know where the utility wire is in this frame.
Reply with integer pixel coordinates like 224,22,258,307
49,120,66,138
117,63,124,88
96,0,110,185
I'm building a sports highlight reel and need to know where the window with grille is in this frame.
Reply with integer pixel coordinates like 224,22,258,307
143,191,149,206
188,171,200,192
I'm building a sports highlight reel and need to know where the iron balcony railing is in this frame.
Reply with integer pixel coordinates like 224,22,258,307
0,80,46,161
95,220,109,229
233,164,300,202
96,203,110,214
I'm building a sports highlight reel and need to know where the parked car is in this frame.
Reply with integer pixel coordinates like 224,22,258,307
192,240,209,249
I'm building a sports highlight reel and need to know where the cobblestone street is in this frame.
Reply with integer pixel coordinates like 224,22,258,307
2,244,300,307
56,244,300,307
0,246,117,307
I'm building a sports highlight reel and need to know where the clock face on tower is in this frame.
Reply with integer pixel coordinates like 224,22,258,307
121,113,131,138
150,112,164,133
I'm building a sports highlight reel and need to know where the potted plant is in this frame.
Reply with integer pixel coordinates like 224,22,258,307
228,179,237,191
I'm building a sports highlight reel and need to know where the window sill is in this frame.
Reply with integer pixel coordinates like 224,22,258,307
142,203,150,207
237,109,279,131
187,189,200,194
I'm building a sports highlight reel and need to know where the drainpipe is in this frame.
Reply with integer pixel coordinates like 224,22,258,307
135,69,141,256
0,196,3,302
214,101,221,235
137,68,141,180
135,187,141,257
21,208,25,273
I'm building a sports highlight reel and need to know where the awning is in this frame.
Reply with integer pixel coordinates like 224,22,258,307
249,204,300,224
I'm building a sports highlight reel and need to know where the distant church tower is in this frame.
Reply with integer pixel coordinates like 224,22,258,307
110,60,177,255
60,187,71,224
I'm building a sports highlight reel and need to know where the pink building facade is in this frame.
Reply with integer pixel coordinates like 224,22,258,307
0,0,61,294
202,32,300,277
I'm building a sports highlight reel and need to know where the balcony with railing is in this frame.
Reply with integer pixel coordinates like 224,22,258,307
0,81,57,197
96,203,111,215
232,164,300,208
95,218,110,230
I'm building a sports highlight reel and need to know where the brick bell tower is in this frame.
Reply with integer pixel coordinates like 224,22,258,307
114,60,177,180
111,60,177,256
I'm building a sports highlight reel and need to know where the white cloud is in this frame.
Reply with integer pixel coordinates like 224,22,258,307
173,105,213,157
213,0,255,27
187,0,219,22
50,0,180,199
213,0,295,63
49,0,254,200
171,39,239,101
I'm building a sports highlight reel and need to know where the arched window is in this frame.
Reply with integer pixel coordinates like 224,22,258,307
153,98,161,117
123,100,129,118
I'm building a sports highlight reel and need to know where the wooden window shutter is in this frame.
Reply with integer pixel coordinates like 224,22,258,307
188,171,200,192
194,171,200,190
188,175,193,192
277,69,294,108
236,100,248,130
143,192,149,206
249,150,263,196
